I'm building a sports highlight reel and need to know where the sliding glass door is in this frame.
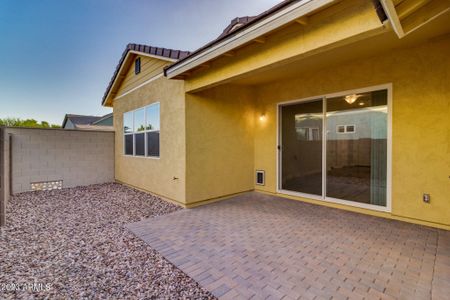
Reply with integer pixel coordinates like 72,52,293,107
280,99,323,196
279,87,389,209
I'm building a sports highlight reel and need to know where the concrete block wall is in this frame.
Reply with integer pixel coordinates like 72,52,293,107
3,127,114,194
0,128,8,226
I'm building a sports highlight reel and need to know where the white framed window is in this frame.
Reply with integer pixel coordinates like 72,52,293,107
123,102,160,158
336,124,356,133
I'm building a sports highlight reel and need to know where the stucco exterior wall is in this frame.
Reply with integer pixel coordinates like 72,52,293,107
113,76,186,204
4,127,114,194
185,85,256,204
253,35,450,227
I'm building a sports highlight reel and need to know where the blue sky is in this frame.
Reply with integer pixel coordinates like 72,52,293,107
0,0,280,125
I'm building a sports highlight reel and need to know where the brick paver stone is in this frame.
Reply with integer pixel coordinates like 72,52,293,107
126,192,450,300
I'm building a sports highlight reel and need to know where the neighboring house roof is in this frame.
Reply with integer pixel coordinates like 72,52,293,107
91,113,113,125
62,114,103,128
102,43,190,106
62,113,113,131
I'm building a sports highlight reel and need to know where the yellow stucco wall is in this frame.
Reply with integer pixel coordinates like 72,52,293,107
253,35,450,227
185,85,256,203
113,74,186,204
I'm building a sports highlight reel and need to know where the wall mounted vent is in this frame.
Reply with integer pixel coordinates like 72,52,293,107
31,180,63,191
256,170,265,186
135,57,141,74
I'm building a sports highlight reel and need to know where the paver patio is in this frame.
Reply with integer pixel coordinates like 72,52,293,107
127,192,450,300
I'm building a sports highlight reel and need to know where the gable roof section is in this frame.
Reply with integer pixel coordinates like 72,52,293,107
91,113,113,125
62,114,103,128
102,43,190,106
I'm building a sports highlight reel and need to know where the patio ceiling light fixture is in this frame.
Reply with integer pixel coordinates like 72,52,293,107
345,94,361,104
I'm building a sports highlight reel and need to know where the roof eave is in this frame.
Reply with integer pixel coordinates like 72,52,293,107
91,113,113,125
165,0,336,79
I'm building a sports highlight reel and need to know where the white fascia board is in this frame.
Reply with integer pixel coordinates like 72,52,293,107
166,0,336,78
379,0,405,38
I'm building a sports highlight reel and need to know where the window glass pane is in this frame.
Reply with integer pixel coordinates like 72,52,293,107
281,99,323,196
147,131,160,157
124,135,133,155
146,103,160,131
135,133,145,156
123,112,133,134
346,125,355,133
326,89,387,206
134,108,145,132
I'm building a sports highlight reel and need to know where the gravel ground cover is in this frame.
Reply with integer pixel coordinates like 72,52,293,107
0,183,215,299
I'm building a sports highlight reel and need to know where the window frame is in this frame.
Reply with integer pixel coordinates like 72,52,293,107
123,102,160,159
336,124,356,134
277,84,392,213
345,124,356,133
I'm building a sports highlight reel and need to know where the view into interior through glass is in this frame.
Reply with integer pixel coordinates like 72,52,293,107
281,99,323,196
280,89,388,207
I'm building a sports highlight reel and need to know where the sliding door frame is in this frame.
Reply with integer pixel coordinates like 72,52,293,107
276,83,392,212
